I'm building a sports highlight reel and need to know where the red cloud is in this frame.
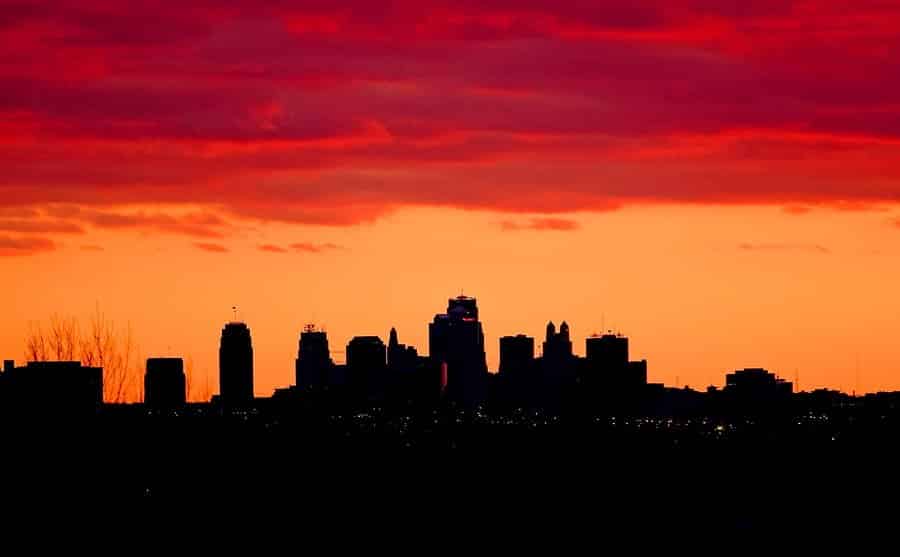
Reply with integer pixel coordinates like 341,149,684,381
0,235,56,256
290,242,345,253
259,244,288,253
2,0,900,229
738,243,831,255
39,206,229,237
0,219,84,234
194,242,229,253
499,218,580,231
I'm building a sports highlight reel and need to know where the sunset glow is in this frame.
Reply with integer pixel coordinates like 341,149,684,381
3,1,900,398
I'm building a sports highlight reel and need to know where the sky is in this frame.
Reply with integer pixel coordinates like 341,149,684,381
3,1,900,397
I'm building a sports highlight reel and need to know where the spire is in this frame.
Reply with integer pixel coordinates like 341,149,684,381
560,321,570,340
546,321,556,342
389,327,399,348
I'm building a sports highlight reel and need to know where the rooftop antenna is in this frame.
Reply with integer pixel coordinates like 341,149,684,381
232,306,238,322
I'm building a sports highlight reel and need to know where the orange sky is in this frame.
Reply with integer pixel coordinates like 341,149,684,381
4,204,900,397
4,2,900,398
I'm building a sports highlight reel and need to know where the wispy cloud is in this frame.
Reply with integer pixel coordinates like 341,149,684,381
259,244,288,253
44,205,230,238
0,219,84,235
738,243,831,254
194,242,229,253
0,235,56,256
290,242,345,253
499,218,581,232
782,206,813,216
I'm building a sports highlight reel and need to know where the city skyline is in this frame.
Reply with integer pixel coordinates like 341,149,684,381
6,290,875,403
4,274,896,399
5,293,797,412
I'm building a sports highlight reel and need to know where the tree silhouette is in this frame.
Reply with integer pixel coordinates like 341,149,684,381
23,306,142,403
184,355,212,403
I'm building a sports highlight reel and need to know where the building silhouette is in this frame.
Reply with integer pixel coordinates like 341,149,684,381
219,321,254,406
585,334,628,370
626,360,648,387
145,357,186,409
724,368,792,398
347,335,386,400
499,334,534,377
295,324,333,390
429,295,488,405
583,333,648,404
388,327,419,373
0,360,102,415
543,321,573,361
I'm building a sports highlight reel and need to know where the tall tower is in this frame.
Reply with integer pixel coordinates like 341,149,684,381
543,320,573,361
296,324,333,390
389,327,399,350
145,357,186,408
559,321,570,342
585,334,629,369
499,335,534,376
219,322,254,406
429,295,488,405
387,327,419,374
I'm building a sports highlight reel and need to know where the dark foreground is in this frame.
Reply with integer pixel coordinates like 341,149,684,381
4,406,900,541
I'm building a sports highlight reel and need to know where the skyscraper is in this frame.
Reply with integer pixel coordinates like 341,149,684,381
584,333,647,396
429,295,488,405
585,334,629,370
347,336,386,371
388,327,419,372
543,321,573,361
295,324,333,390
499,334,534,377
347,335,386,400
145,357,186,408
219,321,254,406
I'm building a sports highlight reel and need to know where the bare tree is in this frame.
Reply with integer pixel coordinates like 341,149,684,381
185,355,193,402
49,314,79,361
81,307,139,403
23,307,142,403
184,356,212,402
24,321,49,362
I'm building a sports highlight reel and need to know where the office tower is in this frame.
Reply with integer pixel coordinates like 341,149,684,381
295,324,333,390
543,321,573,361
219,321,254,406
388,327,419,372
626,360,648,388
145,357,186,409
499,334,534,377
347,335,386,400
585,334,629,370
0,361,102,415
429,295,488,405
347,336,386,371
